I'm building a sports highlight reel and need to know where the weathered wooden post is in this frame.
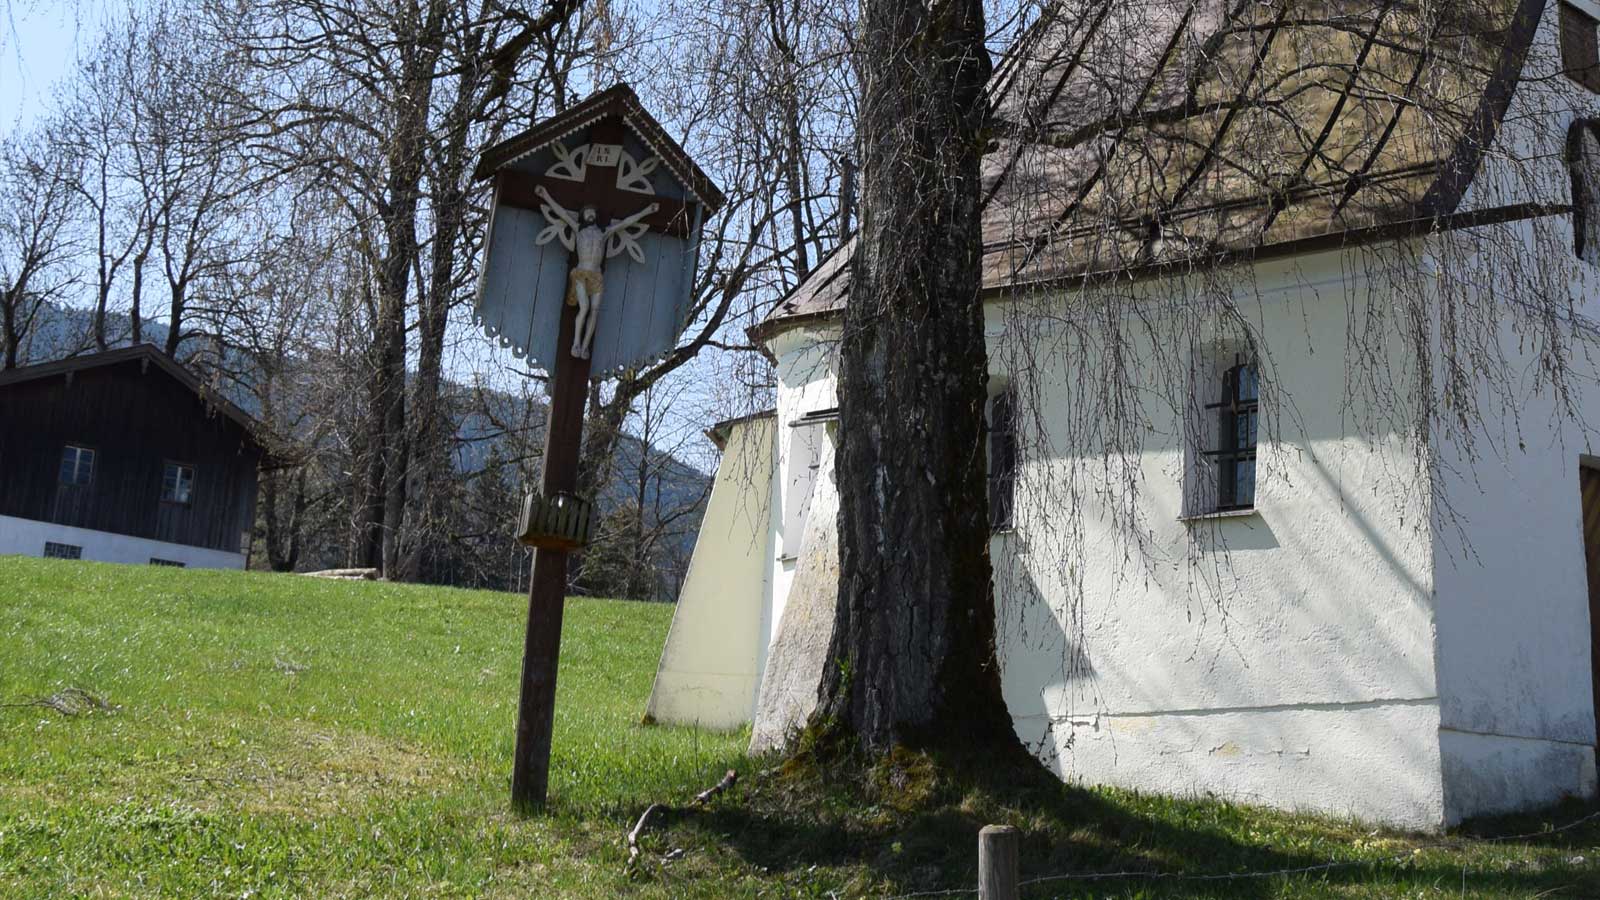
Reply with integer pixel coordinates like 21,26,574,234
470,85,724,809
978,824,1020,900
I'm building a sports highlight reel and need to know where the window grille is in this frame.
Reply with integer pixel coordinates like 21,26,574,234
162,462,195,505
58,446,94,487
149,558,186,568
988,388,1017,532
1203,358,1259,511
43,542,82,560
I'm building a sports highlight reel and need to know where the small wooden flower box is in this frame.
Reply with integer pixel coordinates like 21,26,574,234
516,491,595,551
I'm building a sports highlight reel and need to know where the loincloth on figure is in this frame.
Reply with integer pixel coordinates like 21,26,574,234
566,269,604,307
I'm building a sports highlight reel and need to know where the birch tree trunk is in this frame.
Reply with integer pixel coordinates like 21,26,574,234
814,0,1016,752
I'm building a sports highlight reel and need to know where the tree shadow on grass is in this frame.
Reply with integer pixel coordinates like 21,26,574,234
673,756,1600,898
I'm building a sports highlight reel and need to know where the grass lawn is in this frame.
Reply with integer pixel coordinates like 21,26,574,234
0,557,1595,898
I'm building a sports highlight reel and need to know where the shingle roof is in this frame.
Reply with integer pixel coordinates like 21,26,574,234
758,0,1547,336
475,83,727,211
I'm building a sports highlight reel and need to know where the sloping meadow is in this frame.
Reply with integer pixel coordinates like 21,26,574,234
1,558,1596,898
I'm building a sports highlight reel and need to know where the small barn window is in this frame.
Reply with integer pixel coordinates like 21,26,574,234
58,446,94,487
1205,358,1259,511
43,541,82,560
1562,2,1600,93
988,388,1017,532
162,462,195,505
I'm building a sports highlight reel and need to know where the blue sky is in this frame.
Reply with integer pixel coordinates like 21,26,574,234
0,1,122,130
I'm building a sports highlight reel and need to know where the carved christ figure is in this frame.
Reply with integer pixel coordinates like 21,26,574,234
534,185,659,359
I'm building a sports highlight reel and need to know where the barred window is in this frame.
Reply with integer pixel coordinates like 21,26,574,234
149,558,186,568
58,446,94,487
988,388,1017,532
1205,359,1259,511
43,542,82,560
161,462,195,505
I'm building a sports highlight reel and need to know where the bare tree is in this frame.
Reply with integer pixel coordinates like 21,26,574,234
55,30,148,352
0,127,78,369
121,9,248,358
204,0,592,575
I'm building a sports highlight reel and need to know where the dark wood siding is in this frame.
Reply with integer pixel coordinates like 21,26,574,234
0,359,261,553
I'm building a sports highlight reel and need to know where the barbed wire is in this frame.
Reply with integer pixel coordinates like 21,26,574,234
873,808,1600,899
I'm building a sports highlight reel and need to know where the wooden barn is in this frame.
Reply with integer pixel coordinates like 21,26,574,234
0,345,274,569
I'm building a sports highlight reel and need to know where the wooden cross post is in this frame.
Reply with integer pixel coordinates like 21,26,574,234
512,282,590,809
506,118,695,810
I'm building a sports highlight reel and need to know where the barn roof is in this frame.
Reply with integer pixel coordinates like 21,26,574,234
758,0,1549,337
0,345,285,466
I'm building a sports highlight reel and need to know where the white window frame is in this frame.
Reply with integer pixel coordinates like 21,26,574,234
59,445,95,487
161,461,196,506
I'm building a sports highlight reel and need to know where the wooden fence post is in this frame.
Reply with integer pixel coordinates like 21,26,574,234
978,824,1020,900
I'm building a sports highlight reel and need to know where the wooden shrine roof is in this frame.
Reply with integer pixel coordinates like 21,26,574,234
475,83,726,211
758,0,1547,337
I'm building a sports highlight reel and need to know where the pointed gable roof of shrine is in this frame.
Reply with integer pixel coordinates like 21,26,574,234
475,83,726,211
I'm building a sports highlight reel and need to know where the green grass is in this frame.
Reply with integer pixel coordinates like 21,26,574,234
1,557,1597,898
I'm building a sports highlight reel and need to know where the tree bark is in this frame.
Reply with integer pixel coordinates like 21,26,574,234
814,0,1014,752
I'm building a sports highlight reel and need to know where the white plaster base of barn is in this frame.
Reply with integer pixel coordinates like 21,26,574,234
0,514,246,569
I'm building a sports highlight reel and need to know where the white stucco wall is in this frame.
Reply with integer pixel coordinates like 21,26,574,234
1422,16,1600,819
750,251,1453,828
1423,247,1600,822
0,514,246,569
646,415,777,729
990,250,1457,829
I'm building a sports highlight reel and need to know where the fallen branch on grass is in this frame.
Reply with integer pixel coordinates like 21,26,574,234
626,803,665,871
0,688,117,716
302,568,379,580
625,768,740,875
693,769,738,805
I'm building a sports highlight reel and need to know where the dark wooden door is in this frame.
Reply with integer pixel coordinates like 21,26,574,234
1582,467,1600,748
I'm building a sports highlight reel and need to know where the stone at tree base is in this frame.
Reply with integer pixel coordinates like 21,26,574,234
748,454,840,755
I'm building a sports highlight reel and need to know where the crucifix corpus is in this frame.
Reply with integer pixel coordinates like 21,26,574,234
471,84,725,809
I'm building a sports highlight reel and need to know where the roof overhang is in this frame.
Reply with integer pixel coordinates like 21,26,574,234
474,83,726,213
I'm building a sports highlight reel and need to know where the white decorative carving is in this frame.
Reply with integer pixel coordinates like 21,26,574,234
545,141,587,182
606,221,651,264
545,141,659,196
616,152,660,195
